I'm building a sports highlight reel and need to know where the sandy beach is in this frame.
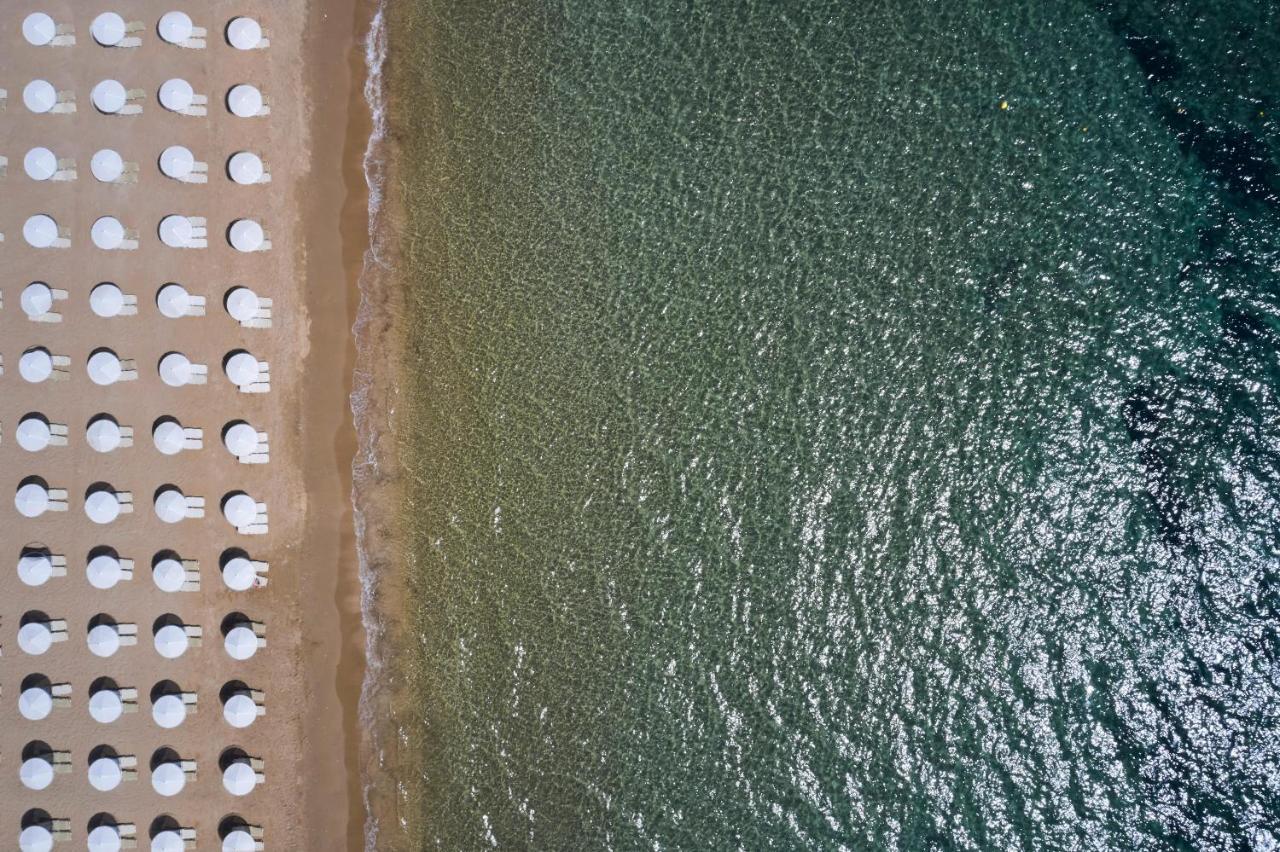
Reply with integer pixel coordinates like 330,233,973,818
0,0,368,847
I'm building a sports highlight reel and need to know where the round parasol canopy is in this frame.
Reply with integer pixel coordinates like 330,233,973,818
151,831,184,852
224,423,259,457
223,493,258,527
21,282,54,317
24,214,58,248
160,145,194,178
159,214,193,248
224,352,260,386
19,348,54,383
151,761,186,796
158,77,194,112
222,555,257,588
87,825,122,852
152,693,187,728
227,84,264,117
19,825,54,852
87,350,123,385
19,621,53,655
23,12,56,46
87,624,121,657
92,79,127,114
23,79,56,113
154,623,189,658
92,148,124,182
222,760,258,796
227,16,263,50
157,283,192,317
87,417,124,453
152,557,185,592
19,686,53,721
92,216,125,250
20,757,54,790
228,151,264,184
158,353,193,387
223,692,258,728
85,489,122,524
90,282,126,317
90,688,123,723
15,482,50,517
16,415,52,452
222,830,256,852
225,287,260,322
158,10,193,43
18,553,53,586
154,487,187,522
24,147,56,181
224,625,259,660
91,12,126,46
153,420,185,455
88,757,123,791
228,218,264,251
87,553,124,588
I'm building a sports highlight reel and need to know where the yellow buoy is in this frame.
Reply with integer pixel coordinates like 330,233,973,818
999,100,1008,110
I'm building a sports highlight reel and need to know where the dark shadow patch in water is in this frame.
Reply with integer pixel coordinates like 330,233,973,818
1122,380,1193,551
1095,0,1181,85
1159,104,1280,208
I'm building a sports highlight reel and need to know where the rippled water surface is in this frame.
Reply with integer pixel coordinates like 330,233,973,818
379,0,1280,847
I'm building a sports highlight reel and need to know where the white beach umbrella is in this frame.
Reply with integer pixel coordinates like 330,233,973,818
151,762,185,796
223,581,255,617
228,218,265,252
153,421,185,455
19,825,54,852
86,490,123,524
226,287,261,322
16,416,52,452
153,557,185,592
159,214,194,248
154,624,190,659
225,352,261,387
158,10,193,44
223,692,258,728
92,216,126,250
151,831,184,852
23,12,56,46
19,686,53,721
157,283,193,317
87,825,122,852
21,282,55,317
92,79,127,114
159,353,194,386
20,348,55,383
152,693,187,728
15,482,51,517
24,147,57,181
154,487,188,522
90,282,126,317
224,625,259,660
24,214,58,248
228,151,264,185
223,493,258,527
23,79,57,113
87,417,124,453
222,831,256,852
92,148,125,182
222,761,258,796
227,16,263,50
88,756,123,791
88,350,124,385
90,688,124,723
91,12,126,46
19,621,54,655
18,553,53,586
224,423,259,458
20,756,54,790
160,145,195,179
88,553,125,588
88,624,122,657
159,77,194,112
227,84,264,117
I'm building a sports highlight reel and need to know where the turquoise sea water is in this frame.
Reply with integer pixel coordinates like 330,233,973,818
376,0,1280,847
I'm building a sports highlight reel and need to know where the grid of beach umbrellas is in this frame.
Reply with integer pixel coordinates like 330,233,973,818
8,8,279,850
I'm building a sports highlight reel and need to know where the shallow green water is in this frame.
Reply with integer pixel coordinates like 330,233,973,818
379,0,1280,847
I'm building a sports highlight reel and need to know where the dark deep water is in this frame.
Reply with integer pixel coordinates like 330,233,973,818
378,0,1280,847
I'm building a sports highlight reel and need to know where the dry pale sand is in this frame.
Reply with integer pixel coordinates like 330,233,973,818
0,0,368,848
